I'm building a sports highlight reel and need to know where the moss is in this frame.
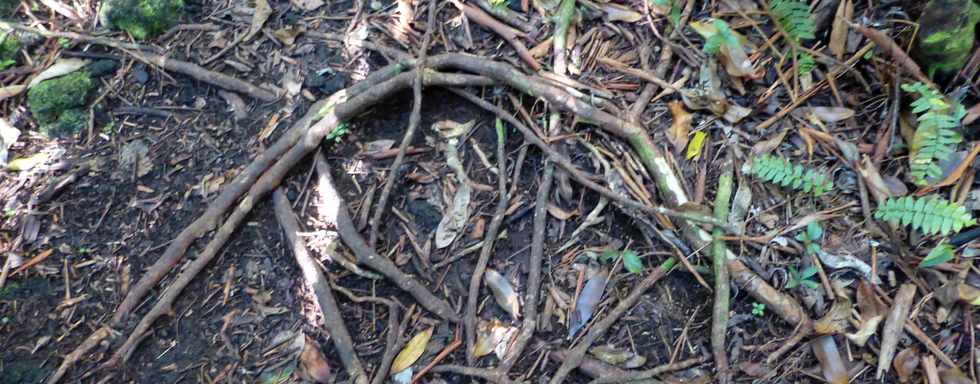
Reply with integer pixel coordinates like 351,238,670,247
27,71,93,137
0,32,19,70
915,0,980,79
101,0,183,40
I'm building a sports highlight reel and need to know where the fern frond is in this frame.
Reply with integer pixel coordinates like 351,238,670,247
798,52,815,75
902,82,965,185
769,0,815,42
874,196,976,236
748,154,834,196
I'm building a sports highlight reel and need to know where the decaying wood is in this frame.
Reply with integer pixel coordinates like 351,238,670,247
878,284,917,379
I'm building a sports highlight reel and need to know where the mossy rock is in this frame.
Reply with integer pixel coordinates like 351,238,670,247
915,0,980,79
28,71,93,137
0,32,19,70
100,0,183,40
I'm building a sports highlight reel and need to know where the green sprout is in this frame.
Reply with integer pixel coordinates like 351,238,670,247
325,122,350,144
751,302,766,317
786,265,819,289
600,249,644,274
795,221,823,255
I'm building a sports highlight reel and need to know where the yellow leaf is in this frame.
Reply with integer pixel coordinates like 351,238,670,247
7,152,49,171
686,131,707,160
667,101,692,152
391,327,433,373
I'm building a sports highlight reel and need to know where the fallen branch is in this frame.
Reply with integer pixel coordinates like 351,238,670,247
272,188,369,384
710,154,733,382
46,326,112,384
586,355,709,384
430,365,513,384
453,1,541,71
129,50,278,101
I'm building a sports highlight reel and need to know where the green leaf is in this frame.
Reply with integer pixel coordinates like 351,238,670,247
799,265,818,279
902,82,965,185
747,155,834,196
874,195,976,236
919,242,955,268
806,222,823,241
769,0,815,42
622,250,644,274
600,250,618,264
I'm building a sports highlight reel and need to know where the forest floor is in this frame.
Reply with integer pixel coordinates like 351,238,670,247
1,0,979,383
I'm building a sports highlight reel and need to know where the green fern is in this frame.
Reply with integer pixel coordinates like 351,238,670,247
902,82,965,185
703,19,740,55
748,154,834,196
874,196,976,236
769,0,815,42
798,52,815,75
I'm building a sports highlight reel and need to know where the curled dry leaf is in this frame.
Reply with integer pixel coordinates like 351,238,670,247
598,2,643,22
568,267,608,338
795,107,855,123
245,0,273,42
830,0,853,59
811,335,848,384
893,347,920,383
546,203,579,220
858,156,898,205
877,284,916,379
473,318,519,358
589,344,645,367
814,297,851,335
298,334,333,383
667,101,692,152
391,327,433,374
846,280,887,346
28,58,89,88
485,269,521,319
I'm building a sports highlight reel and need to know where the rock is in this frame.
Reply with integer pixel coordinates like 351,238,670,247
27,71,93,138
87,59,120,77
915,0,980,79
99,0,183,40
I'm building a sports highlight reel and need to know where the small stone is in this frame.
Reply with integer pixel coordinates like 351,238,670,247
86,59,120,77
133,64,149,84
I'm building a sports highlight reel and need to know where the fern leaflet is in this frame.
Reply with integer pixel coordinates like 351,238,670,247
769,0,815,42
874,196,976,236
748,154,834,196
798,52,815,75
902,82,965,185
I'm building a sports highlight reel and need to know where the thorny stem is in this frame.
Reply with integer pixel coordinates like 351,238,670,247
711,153,733,382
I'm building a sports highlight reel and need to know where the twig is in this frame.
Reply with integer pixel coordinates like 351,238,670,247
465,117,510,364
586,355,709,384
330,284,403,384
430,365,512,384
472,0,533,33
453,1,541,71
272,189,368,384
548,259,677,384
710,153,733,383
412,327,462,384
46,326,112,384
369,0,438,245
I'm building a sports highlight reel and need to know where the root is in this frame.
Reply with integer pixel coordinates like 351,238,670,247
272,189,368,384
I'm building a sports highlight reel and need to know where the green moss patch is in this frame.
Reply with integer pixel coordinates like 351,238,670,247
915,0,980,78
0,32,19,70
27,71,93,137
101,0,184,40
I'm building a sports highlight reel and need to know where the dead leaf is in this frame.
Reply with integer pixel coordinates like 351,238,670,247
28,59,89,88
811,335,848,384
846,280,887,346
273,26,303,45
546,203,578,220
599,2,643,22
7,152,48,171
569,266,608,338
877,284,916,379
814,297,851,335
218,91,248,121
118,139,153,178
298,334,332,383
893,347,919,383
589,344,643,366
290,0,324,11
0,85,25,102
435,183,471,248
245,0,273,42
797,106,855,123
916,143,980,194
750,128,788,156
667,101,692,152
391,327,433,373
858,156,897,205
473,318,518,358
939,368,973,384
485,269,521,319
830,0,853,59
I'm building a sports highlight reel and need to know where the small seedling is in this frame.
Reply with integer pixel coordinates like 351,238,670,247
600,249,644,274
751,302,766,317
786,265,820,289
325,122,350,144
795,221,823,255
919,242,954,268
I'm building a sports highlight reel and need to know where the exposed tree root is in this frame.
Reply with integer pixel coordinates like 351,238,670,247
585,356,709,384
272,189,368,384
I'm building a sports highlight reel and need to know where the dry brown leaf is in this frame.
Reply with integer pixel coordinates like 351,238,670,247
915,143,980,194
290,0,324,11
750,128,788,156
391,327,433,373
485,269,521,319
546,203,578,220
473,318,518,358
599,2,643,22
830,0,853,59
811,335,848,384
798,106,855,123
877,284,916,379
814,298,851,335
893,347,920,383
569,267,608,338
939,368,973,384
857,156,898,205
245,0,273,42
298,334,333,383
846,280,887,346
273,26,303,45
667,101,692,152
